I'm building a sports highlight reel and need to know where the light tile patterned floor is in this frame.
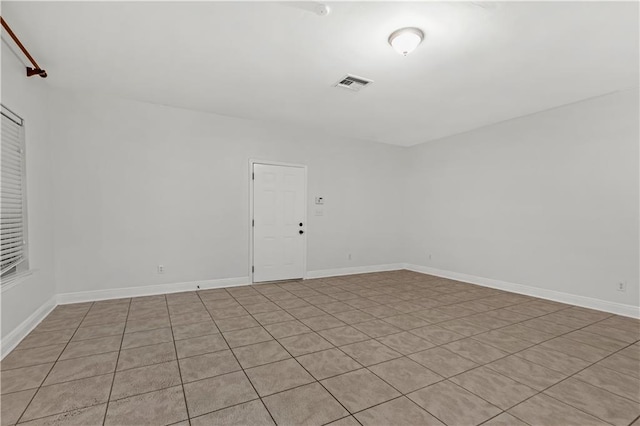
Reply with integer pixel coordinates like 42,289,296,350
2,271,639,426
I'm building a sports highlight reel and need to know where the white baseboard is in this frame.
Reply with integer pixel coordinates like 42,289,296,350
57,276,250,305
306,263,404,279
1,295,57,359
404,264,640,319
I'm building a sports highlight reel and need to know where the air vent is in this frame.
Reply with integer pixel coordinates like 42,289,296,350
334,74,373,92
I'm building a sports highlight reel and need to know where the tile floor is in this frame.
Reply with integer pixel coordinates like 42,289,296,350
1,270,639,426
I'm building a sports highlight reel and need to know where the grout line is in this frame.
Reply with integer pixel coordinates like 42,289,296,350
166,294,193,426
101,297,132,426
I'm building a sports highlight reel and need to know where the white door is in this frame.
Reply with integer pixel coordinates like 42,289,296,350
252,163,306,282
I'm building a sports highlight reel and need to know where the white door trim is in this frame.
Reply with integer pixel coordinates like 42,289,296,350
249,159,308,284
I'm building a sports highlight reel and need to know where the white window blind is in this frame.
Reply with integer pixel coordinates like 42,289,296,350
1,106,27,276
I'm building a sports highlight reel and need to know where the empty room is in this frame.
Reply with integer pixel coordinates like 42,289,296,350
1,1,639,425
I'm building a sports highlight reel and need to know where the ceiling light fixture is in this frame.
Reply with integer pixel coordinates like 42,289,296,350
388,27,424,56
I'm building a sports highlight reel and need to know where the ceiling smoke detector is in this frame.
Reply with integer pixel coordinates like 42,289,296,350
334,74,373,92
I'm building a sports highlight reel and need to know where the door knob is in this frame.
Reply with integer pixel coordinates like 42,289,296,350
299,230,304,235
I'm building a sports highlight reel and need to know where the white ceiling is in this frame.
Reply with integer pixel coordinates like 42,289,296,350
2,1,638,146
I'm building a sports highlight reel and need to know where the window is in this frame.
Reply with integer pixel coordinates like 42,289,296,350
1,105,28,279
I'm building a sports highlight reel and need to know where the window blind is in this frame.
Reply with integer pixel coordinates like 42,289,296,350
1,107,26,275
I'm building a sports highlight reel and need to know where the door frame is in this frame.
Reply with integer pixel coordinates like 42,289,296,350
248,159,308,284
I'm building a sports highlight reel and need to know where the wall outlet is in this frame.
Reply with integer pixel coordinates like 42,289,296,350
157,265,165,274
617,281,626,292
348,253,352,261
428,253,432,261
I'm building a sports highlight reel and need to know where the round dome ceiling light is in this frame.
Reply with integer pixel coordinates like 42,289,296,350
388,27,424,56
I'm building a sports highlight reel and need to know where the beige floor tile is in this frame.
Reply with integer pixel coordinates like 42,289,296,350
321,368,400,413
263,382,348,425
486,355,567,391
317,301,354,315
179,350,241,383
125,316,171,334
72,323,125,341
214,315,260,332
232,340,291,369
296,348,361,380
116,342,176,371
1,363,52,394
515,346,591,374
438,318,490,336
105,385,187,426
355,396,444,426
263,320,311,339
21,374,113,421
596,352,640,379
170,311,213,327
245,358,314,396
7,273,639,426
409,325,465,345
44,352,118,385
59,336,122,361
545,378,640,426
110,360,181,400
407,381,501,426
17,404,107,426
175,333,228,358
253,310,296,325
499,323,556,343
190,400,274,426
278,332,333,356
332,310,376,324
539,336,611,362
381,315,429,331
325,416,361,426
481,412,529,426
1,388,37,426
16,330,75,351
443,338,509,364
368,357,442,393
318,326,369,346
171,320,218,340
1,345,65,371
222,327,272,348
278,302,325,319
377,331,434,355
408,347,478,378
352,320,402,338
471,330,534,353
450,366,537,409
121,327,173,350
340,339,401,366
583,323,640,344
574,364,640,402
183,371,257,417
508,394,609,426
244,301,281,315
299,315,347,331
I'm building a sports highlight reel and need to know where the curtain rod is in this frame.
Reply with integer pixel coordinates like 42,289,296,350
1,16,47,78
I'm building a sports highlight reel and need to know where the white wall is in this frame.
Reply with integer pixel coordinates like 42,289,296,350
404,88,639,309
1,45,56,340
48,89,406,295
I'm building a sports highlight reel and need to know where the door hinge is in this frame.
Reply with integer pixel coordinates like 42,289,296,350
252,219,254,227
252,172,254,180
252,266,254,273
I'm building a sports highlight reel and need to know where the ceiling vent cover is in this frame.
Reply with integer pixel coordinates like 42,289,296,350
334,74,373,92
